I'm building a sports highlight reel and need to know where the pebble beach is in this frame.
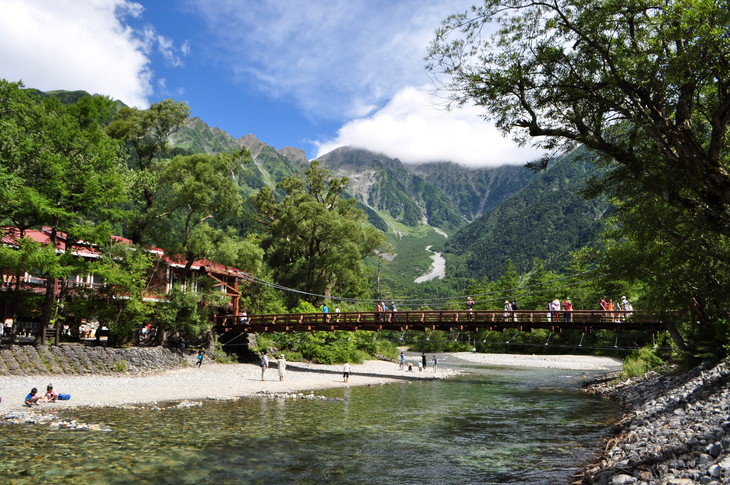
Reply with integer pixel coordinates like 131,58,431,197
0,358,460,412
0,352,619,412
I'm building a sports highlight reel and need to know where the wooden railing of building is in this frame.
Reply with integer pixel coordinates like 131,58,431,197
214,310,673,335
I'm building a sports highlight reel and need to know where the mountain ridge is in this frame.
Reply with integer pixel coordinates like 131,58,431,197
41,88,608,288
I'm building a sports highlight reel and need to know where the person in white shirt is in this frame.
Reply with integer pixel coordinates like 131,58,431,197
343,361,351,382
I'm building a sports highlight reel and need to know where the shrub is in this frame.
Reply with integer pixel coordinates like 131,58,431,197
622,347,664,378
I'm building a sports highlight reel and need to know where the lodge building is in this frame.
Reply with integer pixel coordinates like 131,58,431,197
0,226,248,325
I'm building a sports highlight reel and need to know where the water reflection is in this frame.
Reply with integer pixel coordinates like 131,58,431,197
0,365,619,484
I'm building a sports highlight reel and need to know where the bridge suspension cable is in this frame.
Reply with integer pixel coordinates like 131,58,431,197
240,269,601,307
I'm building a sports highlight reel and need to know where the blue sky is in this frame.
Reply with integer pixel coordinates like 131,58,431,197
0,0,542,167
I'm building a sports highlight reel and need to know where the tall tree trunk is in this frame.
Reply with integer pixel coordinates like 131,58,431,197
38,227,60,346
38,276,55,346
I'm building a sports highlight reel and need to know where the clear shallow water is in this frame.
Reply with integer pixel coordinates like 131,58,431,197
0,362,620,484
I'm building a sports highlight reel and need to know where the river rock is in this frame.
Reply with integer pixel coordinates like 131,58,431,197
610,474,636,484
579,359,730,485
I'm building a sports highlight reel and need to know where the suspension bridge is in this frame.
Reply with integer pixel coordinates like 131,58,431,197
214,309,672,335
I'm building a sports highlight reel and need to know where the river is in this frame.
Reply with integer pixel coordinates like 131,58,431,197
0,359,619,484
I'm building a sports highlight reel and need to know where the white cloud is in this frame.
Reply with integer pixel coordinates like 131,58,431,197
0,0,152,107
189,0,475,119
157,33,186,68
315,86,545,167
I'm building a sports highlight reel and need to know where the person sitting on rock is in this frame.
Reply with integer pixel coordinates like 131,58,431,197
25,387,41,407
43,384,58,402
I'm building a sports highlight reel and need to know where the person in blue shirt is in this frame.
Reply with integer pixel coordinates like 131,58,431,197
25,387,41,407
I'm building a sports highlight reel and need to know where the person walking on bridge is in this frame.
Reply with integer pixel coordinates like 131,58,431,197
511,299,519,322
620,296,633,321
563,298,573,323
551,298,561,322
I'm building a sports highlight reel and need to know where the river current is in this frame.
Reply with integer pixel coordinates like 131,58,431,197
0,359,620,484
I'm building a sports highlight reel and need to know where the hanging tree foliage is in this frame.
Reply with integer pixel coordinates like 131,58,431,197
428,0,730,356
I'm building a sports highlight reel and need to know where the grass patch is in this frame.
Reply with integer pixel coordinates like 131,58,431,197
113,360,128,372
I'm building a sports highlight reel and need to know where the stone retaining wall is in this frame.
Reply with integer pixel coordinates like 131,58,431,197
0,344,190,375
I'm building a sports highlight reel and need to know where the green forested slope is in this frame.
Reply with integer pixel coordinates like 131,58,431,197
446,149,611,280
411,162,534,221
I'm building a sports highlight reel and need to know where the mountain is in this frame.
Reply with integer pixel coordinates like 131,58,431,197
41,88,609,287
316,147,534,233
169,117,608,287
410,162,533,221
445,148,611,280
169,118,307,194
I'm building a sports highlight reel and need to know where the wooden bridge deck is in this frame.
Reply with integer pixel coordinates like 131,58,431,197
214,310,670,335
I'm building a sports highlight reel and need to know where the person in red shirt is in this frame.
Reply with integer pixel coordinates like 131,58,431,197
562,299,573,322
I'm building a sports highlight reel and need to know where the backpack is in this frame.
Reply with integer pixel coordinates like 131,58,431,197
58,394,71,401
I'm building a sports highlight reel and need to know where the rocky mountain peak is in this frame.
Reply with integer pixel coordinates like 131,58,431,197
278,146,308,166
238,134,267,159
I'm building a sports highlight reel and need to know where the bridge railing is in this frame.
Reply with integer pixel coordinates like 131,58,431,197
214,309,673,332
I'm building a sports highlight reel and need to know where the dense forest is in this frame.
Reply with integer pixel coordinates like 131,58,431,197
1,0,729,369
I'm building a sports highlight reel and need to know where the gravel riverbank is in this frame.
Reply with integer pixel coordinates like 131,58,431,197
579,359,730,485
0,351,623,414
452,352,624,371
0,358,459,414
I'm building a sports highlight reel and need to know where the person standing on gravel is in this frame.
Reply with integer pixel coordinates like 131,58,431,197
277,354,287,381
260,351,269,381
343,361,351,383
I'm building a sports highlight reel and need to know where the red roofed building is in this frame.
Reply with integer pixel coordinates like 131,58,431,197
0,226,249,321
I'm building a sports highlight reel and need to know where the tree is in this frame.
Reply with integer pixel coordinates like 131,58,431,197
147,151,249,276
0,81,128,343
75,242,156,345
107,99,190,244
253,161,386,304
428,0,730,356
428,0,730,238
